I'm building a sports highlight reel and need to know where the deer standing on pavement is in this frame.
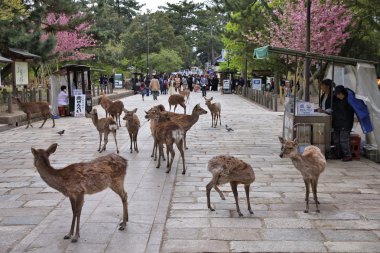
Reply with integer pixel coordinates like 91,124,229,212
206,155,255,216
168,94,186,114
123,108,140,153
107,100,124,128
278,137,326,213
13,97,55,129
31,143,128,242
204,97,221,128
89,108,119,153
99,92,112,118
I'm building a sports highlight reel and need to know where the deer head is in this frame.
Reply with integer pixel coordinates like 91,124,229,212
278,136,298,158
123,108,137,121
31,143,58,166
193,104,207,115
204,97,213,105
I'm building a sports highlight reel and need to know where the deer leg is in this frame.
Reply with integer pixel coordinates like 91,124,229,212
184,132,188,150
210,114,213,128
177,140,186,174
151,138,156,159
112,130,119,154
98,132,103,152
311,179,320,213
102,133,109,152
39,116,48,128
182,103,186,114
230,182,243,216
304,179,310,213
174,105,177,112
206,181,215,211
129,132,133,153
26,113,32,128
110,179,128,230
64,197,76,240
219,112,221,126
166,144,170,168
165,145,175,173
214,186,225,200
71,194,84,243
314,178,320,204
51,114,55,128
156,143,163,168
134,132,139,152
244,184,253,214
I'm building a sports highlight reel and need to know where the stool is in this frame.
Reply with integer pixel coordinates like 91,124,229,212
58,106,68,117
350,133,361,160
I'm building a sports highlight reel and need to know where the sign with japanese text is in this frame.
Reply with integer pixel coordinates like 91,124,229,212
15,62,29,85
74,95,86,117
223,79,230,89
251,78,262,90
296,101,314,116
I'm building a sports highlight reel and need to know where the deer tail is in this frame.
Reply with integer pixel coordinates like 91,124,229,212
109,123,118,131
172,129,184,143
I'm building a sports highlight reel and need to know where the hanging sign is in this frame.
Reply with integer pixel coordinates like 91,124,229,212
251,78,262,90
15,62,29,85
74,95,86,117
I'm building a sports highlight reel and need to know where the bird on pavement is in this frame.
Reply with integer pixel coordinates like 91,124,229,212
57,130,65,136
225,125,234,132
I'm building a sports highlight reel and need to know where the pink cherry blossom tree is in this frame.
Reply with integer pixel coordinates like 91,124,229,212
43,13,96,61
269,0,352,55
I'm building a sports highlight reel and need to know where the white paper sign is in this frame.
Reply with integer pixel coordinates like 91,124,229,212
74,95,86,117
15,62,28,85
296,101,314,115
223,79,230,89
251,78,262,90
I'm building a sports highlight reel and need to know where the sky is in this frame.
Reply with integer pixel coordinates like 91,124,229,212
138,0,202,12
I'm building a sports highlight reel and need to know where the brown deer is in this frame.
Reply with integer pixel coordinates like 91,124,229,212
278,137,326,213
168,94,186,114
179,88,190,104
167,104,207,149
89,108,119,153
123,108,140,153
31,143,128,242
107,100,124,128
154,111,186,174
13,97,55,129
99,92,112,118
204,97,221,128
145,105,166,161
206,155,255,216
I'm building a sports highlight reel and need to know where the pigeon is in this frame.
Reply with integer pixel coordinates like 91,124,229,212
225,125,234,132
57,130,65,136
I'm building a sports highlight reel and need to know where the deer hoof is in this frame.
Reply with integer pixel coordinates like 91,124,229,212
182,170,186,175
64,235,71,240
304,210,309,213
249,210,254,214
130,150,133,153
118,224,126,231
238,212,244,217
209,208,215,212
165,169,171,173
316,209,320,213
71,238,78,243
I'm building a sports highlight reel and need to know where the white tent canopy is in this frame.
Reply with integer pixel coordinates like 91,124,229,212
325,63,380,148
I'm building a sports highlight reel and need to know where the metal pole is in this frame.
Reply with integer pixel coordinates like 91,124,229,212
304,0,311,102
146,12,150,76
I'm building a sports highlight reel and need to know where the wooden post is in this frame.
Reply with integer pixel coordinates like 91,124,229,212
6,91,12,113
38,88,42,102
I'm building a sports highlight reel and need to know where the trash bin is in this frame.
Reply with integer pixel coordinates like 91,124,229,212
85,91,92,113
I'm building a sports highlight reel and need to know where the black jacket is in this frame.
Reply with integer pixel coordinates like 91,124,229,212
332,96,354,131
319,92,331,111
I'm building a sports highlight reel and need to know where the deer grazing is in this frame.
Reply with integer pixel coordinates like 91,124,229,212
179,88,190,104
31,143,128,242
153,111,186,174
168,94,186,114
107,100,124,128
206,155,255,216
13,97,55,129
278,137,326,213
89,108,119,153
123,108,140,153
204,97,221,128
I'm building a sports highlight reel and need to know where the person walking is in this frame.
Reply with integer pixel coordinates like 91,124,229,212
149,75,160,100
187,75,193,92
168,76,176,95
200,75,207,97
140,82,146,101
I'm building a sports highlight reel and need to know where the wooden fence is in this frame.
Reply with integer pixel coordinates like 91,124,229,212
241,86,280,112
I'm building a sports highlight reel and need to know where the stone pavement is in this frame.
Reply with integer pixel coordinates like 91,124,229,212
0,90,379,253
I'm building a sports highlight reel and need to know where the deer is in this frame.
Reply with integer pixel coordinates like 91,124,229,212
168,94,186,114
13,97,55,129
31,143,128,242
107,100,124,128
145,105,166,161
204,97,221,128
123,108,140,153
88,108,119,154
278,137,326,213
179,88,190,104
99,92,112,118
206,155,255,216
153,111,186,174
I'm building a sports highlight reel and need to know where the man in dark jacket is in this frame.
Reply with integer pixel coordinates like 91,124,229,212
332,85,355,161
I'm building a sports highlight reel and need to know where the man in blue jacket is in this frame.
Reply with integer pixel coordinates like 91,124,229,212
332,85,355,162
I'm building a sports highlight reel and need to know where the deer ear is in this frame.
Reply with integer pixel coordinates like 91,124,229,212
47,143,58,154
278,136,285,144
133,108,138,113
31,148,37,156
293,138,298,145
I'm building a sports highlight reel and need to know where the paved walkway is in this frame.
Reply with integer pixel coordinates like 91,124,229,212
0,90,379,252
